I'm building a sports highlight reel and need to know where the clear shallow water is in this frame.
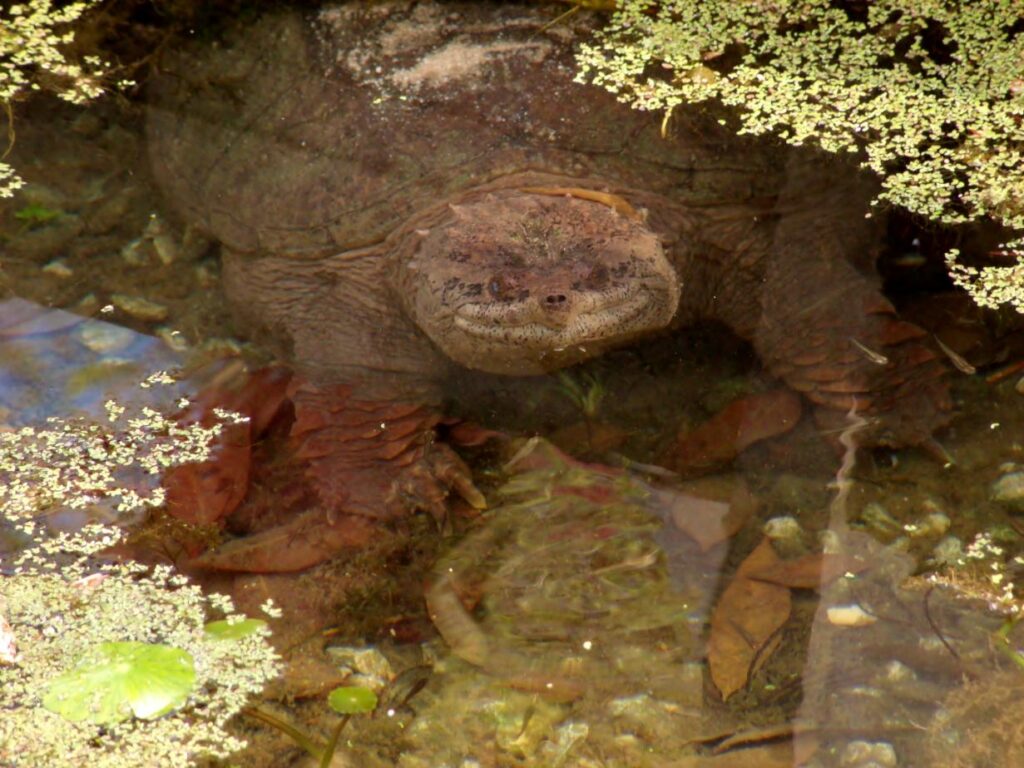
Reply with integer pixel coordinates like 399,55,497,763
3,3,1024,767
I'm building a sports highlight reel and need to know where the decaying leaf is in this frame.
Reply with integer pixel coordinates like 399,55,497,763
668,475,759,552
672,389,802,473
443,419,507,447
708,538,791,700
745,552,869,590
190,509,378,573
163,366,291,526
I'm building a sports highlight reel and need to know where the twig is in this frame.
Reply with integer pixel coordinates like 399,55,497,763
922,585,960,662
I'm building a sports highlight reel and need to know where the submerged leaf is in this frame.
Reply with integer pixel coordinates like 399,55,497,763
708,539,790,700
672,389,802,473
327,685,378,715
14,203,61,226
204,618,268,641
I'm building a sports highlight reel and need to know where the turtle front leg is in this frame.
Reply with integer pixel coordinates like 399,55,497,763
188,377,484,573
748,256,951,446
287,380,485,526
696,158,952,448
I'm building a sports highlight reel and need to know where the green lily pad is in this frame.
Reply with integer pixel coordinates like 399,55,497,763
43,641,196,725
327,686,377,715
204,618,267,641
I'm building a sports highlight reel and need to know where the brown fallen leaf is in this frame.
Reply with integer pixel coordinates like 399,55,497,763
163,435,251,526
443,419,507,447
189,510,377,573
672,389,802,473
669,475,760,552
746,552,869,590
708,538,791,700
549,420,629,454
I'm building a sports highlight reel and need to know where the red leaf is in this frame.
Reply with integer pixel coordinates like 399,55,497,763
673,389,802,472
163,364,291,525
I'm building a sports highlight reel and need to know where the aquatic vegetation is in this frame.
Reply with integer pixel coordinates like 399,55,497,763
245,685,378,768
327,685,378,715
13,201,60,226
0,391,279,767
928,530,1024,616
1,0,110,197
555,369,607,450
204,617,268,642
578,0,1024,311
946,242,1024,314
323,686,378,768
0,392,224,520
0,559,280,767
42,641,197,725
555,369,606,421
925,669,1024,768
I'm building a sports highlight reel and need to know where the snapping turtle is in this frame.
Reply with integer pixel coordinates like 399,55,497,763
148,2,949,568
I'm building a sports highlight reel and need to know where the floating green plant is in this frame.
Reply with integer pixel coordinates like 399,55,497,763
42,641,196,725
245,684,380,768
204,618,268,642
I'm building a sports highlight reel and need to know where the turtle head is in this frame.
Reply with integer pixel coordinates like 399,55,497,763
396,189,680,375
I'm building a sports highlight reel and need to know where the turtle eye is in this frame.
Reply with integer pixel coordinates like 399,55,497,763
487,276,513,299
586,264,610,288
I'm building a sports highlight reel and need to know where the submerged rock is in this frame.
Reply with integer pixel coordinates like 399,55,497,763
991,471,1024,509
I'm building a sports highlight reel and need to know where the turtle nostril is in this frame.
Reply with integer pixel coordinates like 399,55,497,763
545,293,568,306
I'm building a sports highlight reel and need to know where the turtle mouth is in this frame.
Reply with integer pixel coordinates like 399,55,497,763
452,288,656,347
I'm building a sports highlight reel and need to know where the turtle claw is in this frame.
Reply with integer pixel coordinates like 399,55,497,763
387,443,486,531
286,380,485,528
428,444,487,510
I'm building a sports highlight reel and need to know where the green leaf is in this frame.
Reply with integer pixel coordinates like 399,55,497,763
42,641,196,725
327,686,377,715
14,203,60,225
204,618,267,641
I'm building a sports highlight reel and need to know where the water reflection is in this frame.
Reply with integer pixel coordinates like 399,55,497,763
0,298,190,540
0,297,181,425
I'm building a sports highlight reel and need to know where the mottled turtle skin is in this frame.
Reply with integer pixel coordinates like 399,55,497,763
149,1,949,449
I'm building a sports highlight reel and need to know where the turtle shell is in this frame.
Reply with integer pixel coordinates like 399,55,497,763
147,2,780,259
